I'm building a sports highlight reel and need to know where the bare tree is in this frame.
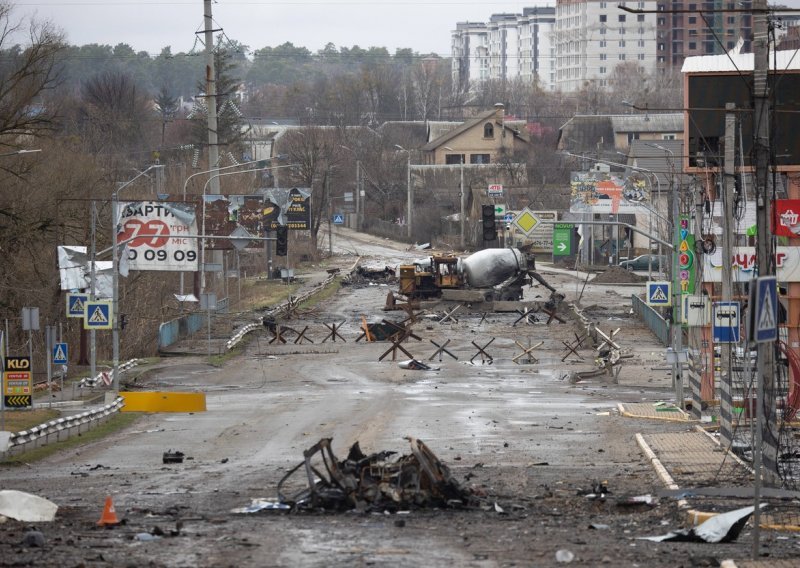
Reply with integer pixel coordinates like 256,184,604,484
0,2,63,157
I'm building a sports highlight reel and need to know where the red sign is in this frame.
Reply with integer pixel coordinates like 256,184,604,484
773,199,800,237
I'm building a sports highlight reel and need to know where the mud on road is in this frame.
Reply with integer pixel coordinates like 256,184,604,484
2,251,798,567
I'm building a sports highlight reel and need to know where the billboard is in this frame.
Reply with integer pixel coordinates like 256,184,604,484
118,201,198,272
569,172,649,214
703,246,800,282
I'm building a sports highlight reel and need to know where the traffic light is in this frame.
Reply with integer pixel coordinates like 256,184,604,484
482,204,497,241
275,225,288,256
120,314,128,330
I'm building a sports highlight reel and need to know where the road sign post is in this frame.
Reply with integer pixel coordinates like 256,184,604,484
646,281,671,307
713,301,741,343
751,275,778,343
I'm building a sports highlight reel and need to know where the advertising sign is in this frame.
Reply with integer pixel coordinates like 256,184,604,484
703,246,800,282
678,215,696,294
3,356,32,408
569,171,649,214
773,199,800,237
119,202,198,272
488,184,504,197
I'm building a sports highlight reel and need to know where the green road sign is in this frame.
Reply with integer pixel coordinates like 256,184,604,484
553,223,573,256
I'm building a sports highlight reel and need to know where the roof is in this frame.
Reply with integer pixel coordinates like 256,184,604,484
427,121,462,143
558,115,615,153
610,114,683,133
681,49,800,73
626,139,686,190
421,108,529,151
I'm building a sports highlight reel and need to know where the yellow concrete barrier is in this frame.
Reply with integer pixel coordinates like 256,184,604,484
120,391,206,413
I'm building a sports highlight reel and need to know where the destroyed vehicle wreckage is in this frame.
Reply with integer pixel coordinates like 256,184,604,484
277,437,476,512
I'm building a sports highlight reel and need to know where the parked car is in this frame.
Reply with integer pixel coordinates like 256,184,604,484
619,254,667,271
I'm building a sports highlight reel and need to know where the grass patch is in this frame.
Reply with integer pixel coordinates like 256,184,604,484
1,412,140,465
208,344,244,367
2,408,60,432
239,278,302,311
298,277,342,310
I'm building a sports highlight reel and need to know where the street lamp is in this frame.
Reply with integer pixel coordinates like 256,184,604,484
443,146,467,248
646,142,684,409
112,164,164,392
340,145,361,230
394,145,412,239
0,148,41,157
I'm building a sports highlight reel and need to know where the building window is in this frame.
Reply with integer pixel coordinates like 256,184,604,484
600,14,607,22
728,16,735,24
619,14,626,21
619,53,626,60
658,43,665,51
600,28,606,34
638,53,645,60
628,133,640,144
483,123,494,138
663,134,676,140
688,16,696,24
638,39,645,47
638,27,644,34
689,41,696,49
470,154,490,164
600,66,607,74
600,40,607,47
600,53,607,60
658,17,665,25
619,39,626,47
689,29,697,36
620,27,626,34
638,14,645,21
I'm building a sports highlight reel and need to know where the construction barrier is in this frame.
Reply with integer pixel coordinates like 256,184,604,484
119,391,207,413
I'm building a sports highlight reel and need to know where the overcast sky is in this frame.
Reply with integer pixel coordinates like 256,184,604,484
15,1,545,57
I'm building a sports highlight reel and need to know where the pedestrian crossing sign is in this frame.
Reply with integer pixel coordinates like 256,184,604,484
66,292,89,318
333,213,345,225
84,301,113,330
646,281,671,306
53,343,68,365
752,275,778,343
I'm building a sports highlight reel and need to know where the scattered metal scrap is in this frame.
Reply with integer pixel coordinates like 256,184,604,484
276,437,475,512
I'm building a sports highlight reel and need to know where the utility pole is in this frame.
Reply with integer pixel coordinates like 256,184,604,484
720,104,736,449
752,0,778,554
203,0,220,194
355,160,361,231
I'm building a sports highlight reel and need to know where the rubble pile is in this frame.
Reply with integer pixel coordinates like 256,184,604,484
277,437,475,512
591,266,647,284
343,264,398,287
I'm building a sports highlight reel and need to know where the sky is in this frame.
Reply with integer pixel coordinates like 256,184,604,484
14,0,547,57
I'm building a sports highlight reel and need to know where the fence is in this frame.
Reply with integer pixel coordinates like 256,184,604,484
631,294,670,346
1,397,125,456
158,312,206,350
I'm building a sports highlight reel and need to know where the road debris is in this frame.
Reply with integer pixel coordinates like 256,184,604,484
162,450,185,464
22,530,46,547
640,505,763,543
398,359,439,371
0,490,58,522
231,499,291,514
275,437,476,512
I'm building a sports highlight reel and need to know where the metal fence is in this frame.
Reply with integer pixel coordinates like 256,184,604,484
631,294,670,346
158,312,206,350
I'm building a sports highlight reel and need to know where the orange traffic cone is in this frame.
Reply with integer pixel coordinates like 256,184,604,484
97,496,120,526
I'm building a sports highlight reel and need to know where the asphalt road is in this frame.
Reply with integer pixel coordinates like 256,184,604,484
2,232,797,567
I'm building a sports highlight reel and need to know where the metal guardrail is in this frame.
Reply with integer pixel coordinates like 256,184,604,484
631,294,670,346
2,396,125,455
78,359,142,388
225,272,340,351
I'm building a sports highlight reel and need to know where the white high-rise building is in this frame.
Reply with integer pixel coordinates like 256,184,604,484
451,8,556,91
554,0,658,91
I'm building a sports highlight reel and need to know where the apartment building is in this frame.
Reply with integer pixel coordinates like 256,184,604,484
659,0,753,69
451,7,556,91
554,0,658,91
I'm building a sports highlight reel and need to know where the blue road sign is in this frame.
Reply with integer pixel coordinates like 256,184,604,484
646,281,671,306
754,275,778,343
333,213,345,225
53,343,68,365
713,301,740,344
66,293,89,318
503,213,514,223
84,301,112,330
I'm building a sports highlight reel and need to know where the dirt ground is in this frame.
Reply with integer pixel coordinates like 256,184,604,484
1,231,798,567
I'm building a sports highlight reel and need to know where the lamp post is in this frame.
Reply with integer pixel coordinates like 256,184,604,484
443,146,466,248
340,145,361,230
649,142,684,409
112,164,164,392
395,145,412,239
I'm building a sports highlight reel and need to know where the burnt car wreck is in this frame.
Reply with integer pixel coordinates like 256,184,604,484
277,437,476,512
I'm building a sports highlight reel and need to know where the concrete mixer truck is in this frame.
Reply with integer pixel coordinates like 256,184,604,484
394,248,560,306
